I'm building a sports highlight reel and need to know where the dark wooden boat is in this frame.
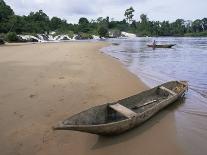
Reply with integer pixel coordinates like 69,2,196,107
112,43,120,46
53,81,188,135
147,44,176,48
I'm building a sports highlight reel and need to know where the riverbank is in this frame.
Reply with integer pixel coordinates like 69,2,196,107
0,42,185,155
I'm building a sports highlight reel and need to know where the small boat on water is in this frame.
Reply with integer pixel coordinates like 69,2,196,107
147,44,176,48
112,43,120,46
53,81,188,135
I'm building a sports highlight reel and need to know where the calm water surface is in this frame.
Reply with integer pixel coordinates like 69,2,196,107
102,37,207,155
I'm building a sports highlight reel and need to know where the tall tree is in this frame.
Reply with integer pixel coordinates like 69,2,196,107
0,0,15,33
140,14,148,23
78,17,90,33
137,14,150,35
192,19,203,32
171,19,186,35
202,18,207,31
78,17,89,25
98,26,108,38
124,7,135,24
26,10,50,33
0,0,14,21
50,17,62,31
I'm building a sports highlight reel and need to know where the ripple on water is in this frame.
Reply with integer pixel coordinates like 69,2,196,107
102,37,207,155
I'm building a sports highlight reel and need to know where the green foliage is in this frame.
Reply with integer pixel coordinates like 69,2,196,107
98,26,108,38
109,29,121,38
184,31,207,37
26,10,50,33
0,0,15,33
0,33,5,44
0,38,4,44
109,20,128,31
135,15,191,37
78,17,90,33
0,0,206,37
55,30,74,38
192,19,203,32
97,17,109,27
140,14,148,23
0,33,5,39
76,32,93,40
78,17,89,25
6,32,18,42
0,0,14,21
50,17,63,31
67,31,74,38
202,18,207,31
124,7,135,24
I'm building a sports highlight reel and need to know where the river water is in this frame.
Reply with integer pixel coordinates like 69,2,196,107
102,37,207,155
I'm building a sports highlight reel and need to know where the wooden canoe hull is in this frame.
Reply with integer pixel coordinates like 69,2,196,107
147,44,176,48
54,81,188,135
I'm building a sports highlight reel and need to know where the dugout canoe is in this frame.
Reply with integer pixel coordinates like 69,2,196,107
147,44,176,48
53,81,188,135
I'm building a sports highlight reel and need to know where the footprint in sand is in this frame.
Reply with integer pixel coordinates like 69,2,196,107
29,94,37,98
52,84,56,88
59,77,65,79
59,98,64,102
45,109,55,118
14,112,24,119
42,130,51,144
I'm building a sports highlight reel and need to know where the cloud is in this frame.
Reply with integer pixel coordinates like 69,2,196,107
4,0,207,23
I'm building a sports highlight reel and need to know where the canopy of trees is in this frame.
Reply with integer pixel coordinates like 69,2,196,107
0,0,206,37
98,26,108,38
124,7,135,24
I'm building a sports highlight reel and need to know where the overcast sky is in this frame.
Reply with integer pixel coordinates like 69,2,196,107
4,0,207,23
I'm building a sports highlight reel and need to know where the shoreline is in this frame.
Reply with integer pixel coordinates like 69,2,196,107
0,41,185,155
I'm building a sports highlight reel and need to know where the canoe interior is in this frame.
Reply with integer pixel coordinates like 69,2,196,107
62,81,186,126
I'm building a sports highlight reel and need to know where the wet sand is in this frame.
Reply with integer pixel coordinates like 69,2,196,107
0,42,185,155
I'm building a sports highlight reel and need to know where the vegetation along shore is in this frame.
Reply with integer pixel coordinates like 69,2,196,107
0,1,207,43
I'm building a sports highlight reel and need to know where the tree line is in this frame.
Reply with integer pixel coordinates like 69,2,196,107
0,0,207,41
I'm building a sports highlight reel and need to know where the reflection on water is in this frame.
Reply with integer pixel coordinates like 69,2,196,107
102,37,207,155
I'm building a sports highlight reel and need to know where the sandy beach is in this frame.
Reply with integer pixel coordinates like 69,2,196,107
0,42,185,155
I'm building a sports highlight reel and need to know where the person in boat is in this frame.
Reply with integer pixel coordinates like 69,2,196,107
153,40,156,46
152,40,156,49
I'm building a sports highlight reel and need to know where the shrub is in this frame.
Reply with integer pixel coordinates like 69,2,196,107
108,29,121,38
0,38,5,45
98,26,108,38
55,30,74,39
184,31,207,37
6,32,18,42
0,33,5,44
67,31,74,39
75,32,93,40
